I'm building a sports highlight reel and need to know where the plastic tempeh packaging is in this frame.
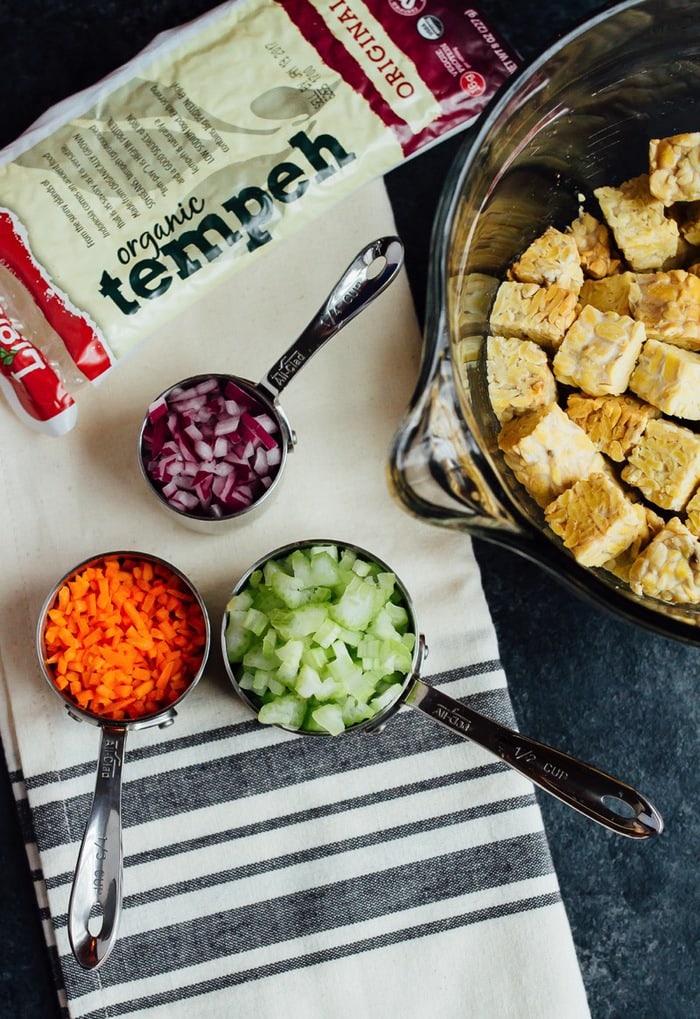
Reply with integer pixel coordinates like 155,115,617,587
0,0,518,434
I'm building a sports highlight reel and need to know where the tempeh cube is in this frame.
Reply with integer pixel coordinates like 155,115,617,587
603,505,666,583
566,392,660,462
579,273,635,316
454,272,499,339
567,211,622,279
498,403,608,508
621,418,700,511
685,488,700,537
628,269,700,350
489,281,578,349
486,334,557,424
649,132,700,205
680,201,700,246
594,174,679,271
509,226,584,293
628,517,700,603
552,304,645,396
544,472,649,567
629,337,700,419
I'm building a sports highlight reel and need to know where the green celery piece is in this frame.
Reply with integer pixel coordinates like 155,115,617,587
295,663,324,699
370,682,404,712
275,639,304,682
385,600,410,630
269,603,329,639
252,668,275,695
331,576,382,629
258,694,306,729
341,695,376,726
238,669,256,690
314,617,341,648
351,557,373,578
338,549,358,572
262,628,278,656
333,623,363,648
311,702,345,736
225,590,254,613
368,606,404,640
340,668,378,704
244,607,269,636
309,550,342,586
224,610,252,661
243,648,278,671
301,644,329,670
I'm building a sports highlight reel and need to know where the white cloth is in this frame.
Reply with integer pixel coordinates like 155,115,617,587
0,178,590,1018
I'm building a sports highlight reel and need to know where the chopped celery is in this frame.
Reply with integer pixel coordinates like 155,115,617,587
258,694,306,729
224,543,415,734
311,703,345,736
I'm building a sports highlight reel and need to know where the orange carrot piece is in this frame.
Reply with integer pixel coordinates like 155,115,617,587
42,556,206,721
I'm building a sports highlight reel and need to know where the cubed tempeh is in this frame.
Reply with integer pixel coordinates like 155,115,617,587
489,281,578,349
544,472,649,567
568,211,622,279
486,334,557,424
509,226,584,293
628,269,700,350
579,272,635,316
629,517,700,603
498,403,608,508
595,174,679,271
649,132,700,205
621,417,700,511
552,304,645,396
565,392,659,462
629,337,700,419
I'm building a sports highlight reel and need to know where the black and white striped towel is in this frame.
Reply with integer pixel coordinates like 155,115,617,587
0,180,590,1018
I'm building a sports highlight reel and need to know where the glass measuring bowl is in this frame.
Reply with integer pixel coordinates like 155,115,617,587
388,0,700,644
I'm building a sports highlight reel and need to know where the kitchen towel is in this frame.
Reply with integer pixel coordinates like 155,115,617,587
0,178,590,1018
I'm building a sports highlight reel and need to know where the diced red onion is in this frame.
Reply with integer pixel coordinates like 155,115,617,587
141,376,282,518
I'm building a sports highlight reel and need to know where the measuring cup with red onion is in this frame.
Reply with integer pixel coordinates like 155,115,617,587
36,550,210,970
138,236,403,532
221,538,663,840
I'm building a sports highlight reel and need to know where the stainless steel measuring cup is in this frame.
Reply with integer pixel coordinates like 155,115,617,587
36,550,211,970
221,539,663,840
138,236,404,532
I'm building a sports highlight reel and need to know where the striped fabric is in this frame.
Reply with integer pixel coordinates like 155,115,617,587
5,659,572,1018
0,180,590,1017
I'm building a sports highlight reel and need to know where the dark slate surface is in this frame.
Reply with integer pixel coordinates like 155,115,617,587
0,2,697,1017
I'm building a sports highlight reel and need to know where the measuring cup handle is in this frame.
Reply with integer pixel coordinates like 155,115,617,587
405,680,663,839
260,236,404,399
68,726,126,970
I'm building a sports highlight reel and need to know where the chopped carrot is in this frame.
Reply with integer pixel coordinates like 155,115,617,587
41,556,207,721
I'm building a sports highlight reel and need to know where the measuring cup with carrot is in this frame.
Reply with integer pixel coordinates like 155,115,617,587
37,551,210,970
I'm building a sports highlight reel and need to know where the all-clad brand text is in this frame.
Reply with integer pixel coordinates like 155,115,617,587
269,350,306,389
100,736,121,779
98,129,356,316
434,704,472,734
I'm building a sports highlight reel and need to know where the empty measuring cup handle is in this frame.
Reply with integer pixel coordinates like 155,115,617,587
68,726,127,970
405,679,664,839
260,235,404,399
